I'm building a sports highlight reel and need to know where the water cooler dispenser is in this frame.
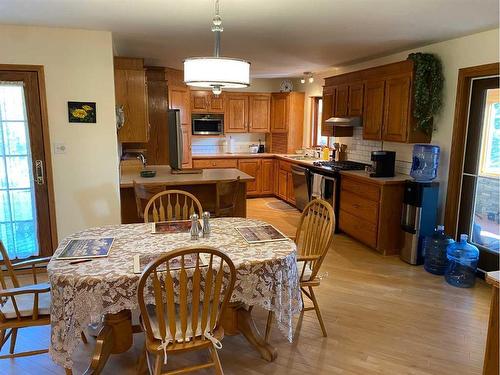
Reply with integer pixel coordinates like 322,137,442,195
400,181,439,265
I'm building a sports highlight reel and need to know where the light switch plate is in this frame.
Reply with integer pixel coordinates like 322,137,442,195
54,143,67,154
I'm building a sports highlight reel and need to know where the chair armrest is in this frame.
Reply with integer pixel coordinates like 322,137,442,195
297,254,321,262
0,282,50,298
12,256,52,269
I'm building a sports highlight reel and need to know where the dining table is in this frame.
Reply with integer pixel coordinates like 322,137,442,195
47,217,302,374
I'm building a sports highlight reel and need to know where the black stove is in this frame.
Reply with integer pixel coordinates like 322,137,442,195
312,160,369,171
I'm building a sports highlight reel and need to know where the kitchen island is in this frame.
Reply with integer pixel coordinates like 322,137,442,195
120,165,254,223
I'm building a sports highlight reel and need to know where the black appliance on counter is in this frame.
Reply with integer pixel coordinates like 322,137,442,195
310,160,369,232
370,151,395,177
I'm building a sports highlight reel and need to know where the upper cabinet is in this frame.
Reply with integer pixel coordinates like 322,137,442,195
224,93,271,133
191,90,224,113
249,94,271,133
322,59,432,144
269,92,305,153
270,93,289,132
225,93,249,133
114,57,149,143
348,82,364,116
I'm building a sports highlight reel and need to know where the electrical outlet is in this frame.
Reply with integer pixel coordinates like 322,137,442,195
54,143,67,154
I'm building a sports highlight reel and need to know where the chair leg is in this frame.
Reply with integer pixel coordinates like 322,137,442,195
0,329,5,351
152,352,163,375
265,311,273,343
81,331,88,344
65,368,73,375
308,286,327,337
209,344,224,375
136,344,147,375
9,328,18,354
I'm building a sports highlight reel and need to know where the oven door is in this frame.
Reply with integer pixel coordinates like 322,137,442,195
192,115,224,135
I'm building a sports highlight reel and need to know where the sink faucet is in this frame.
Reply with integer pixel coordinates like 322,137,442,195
136,153,147,168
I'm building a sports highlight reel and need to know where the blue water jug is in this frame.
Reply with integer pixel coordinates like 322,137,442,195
410,144,440,182
424,225,453,275
445,234,479,288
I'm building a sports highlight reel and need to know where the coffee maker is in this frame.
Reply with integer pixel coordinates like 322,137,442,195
370,151,395,177
400,181,439,265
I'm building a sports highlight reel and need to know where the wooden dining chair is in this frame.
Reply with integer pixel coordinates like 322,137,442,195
143,190,203,223
0,240,52,358
265,198,335,339
214,177,240,217
137,247,236,375
134,182,167,220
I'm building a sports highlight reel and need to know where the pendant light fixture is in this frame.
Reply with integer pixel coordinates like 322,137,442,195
184,0,250,95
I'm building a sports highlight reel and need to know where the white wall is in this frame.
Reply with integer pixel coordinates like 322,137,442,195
0,25,121,241
302,28,500,217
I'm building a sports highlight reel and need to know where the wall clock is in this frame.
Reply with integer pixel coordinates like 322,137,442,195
280,79,293,93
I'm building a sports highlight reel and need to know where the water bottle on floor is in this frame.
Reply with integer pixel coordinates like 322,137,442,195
445,234,479,288
424,225,453,275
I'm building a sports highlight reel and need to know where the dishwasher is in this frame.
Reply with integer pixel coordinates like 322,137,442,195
291,165,311,211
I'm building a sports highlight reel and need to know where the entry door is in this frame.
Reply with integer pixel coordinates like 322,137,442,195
0,71,53,259
457,76,500,271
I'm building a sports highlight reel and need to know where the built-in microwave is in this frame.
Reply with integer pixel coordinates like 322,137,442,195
192,114,224,135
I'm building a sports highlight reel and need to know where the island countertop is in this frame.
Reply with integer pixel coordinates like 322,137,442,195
120,165,254,188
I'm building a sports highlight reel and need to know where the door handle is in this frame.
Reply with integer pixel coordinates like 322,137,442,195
35,160,44,185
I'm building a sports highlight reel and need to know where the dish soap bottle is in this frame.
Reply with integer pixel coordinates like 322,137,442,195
444,234,479,288
423,225,453,275
322,147,330,160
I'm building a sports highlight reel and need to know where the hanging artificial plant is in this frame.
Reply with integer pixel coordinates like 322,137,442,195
407,52,444,135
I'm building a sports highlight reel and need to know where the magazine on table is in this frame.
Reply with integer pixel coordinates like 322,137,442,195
133,252,208,274
151,220,202,234
235,224,288,244
57,238,114,260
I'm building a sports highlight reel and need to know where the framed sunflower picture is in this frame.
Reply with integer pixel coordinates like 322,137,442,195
68,101,97,123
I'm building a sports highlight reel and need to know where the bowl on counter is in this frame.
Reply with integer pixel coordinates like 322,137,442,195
249,144,259,154
140,170,157,178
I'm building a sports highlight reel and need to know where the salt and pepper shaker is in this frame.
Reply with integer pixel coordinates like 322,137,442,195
190,213,200,240
202,211,211,237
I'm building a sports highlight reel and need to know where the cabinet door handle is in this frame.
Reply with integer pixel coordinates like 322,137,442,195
35,160,44,185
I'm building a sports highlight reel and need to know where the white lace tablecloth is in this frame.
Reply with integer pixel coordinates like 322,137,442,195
48,218,302,368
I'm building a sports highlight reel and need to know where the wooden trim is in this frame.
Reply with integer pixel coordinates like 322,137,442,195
444,62,500,238
310,96,320,146
0,64,57,254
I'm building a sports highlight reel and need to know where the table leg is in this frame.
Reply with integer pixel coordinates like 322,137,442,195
222,303,278,362
483,286,499,375
83,310,133,375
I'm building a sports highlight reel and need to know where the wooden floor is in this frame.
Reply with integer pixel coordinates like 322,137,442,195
0,197,492,374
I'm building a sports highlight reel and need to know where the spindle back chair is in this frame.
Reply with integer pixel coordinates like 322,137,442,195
137,247,236,374
143,190,203,223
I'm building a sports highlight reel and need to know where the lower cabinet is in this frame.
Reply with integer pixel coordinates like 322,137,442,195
237,159,261,196
339,174,404,255
261,159,274,195
276,160,296,205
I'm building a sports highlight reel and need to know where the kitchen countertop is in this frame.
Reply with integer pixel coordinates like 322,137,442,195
120,165,254,188
192,153,322,166
340,170,409,185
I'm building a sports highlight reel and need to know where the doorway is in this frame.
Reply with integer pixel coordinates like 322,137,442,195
0,68,55,259
445,63,500,272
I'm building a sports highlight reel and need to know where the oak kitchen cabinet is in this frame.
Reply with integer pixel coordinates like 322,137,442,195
192,157,274,197
321,85,354,138
323,59,431,144
276,160,295,205
338,172,404,255
168,84,192,167
269,92,305,154
191,90,224,113
224,93,271,133
114,57,149,143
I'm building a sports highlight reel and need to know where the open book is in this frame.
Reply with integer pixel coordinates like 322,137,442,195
235,224,288,244
57,238,114,260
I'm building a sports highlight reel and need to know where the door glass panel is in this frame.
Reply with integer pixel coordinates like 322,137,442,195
0,82,38,259
471,88,500,253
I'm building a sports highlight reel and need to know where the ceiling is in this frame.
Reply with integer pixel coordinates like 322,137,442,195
1,0,498,78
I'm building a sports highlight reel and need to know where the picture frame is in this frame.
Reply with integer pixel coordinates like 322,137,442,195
68,101,97,123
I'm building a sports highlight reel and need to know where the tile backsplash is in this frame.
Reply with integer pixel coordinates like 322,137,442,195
192,133,267,154
334,128,413,175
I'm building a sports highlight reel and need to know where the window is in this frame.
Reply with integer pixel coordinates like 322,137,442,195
479,89,500,176
311,97,329,146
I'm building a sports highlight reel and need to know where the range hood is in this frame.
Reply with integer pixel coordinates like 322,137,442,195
325,116,362,127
